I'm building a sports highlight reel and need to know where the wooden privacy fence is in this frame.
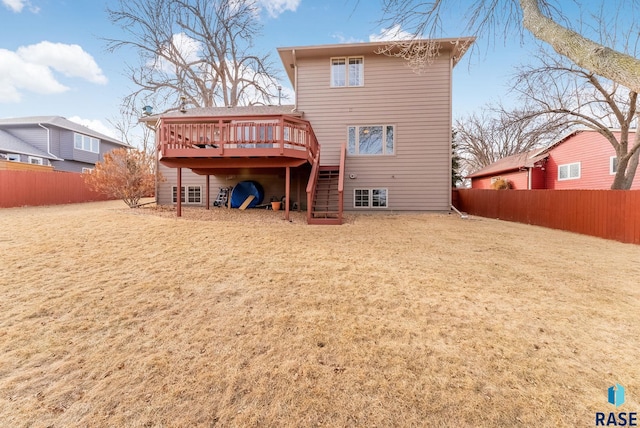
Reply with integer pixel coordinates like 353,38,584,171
454,189,640,245
0,170,111,208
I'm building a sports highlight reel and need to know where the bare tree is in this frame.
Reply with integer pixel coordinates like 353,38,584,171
106,0,280,113
512,47,640,189
378,1,640,92
455,105,567,173
109,107,155,155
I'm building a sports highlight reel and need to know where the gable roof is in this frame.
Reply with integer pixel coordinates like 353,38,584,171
277,37,475,86
0,116,128,147
467,149,548,178
0,129,62,160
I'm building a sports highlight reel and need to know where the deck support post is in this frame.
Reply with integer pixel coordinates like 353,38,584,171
285,166,291,221
177,167,182,217
296,172,301,212
206,175,210,210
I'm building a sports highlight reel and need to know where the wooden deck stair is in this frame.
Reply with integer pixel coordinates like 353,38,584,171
305,142,346,225
310,166,342,224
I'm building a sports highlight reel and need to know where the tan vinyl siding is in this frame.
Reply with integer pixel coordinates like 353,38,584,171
297,51,453,211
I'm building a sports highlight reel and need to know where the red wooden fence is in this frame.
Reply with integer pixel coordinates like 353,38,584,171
0,170,111,208
454,189,640,245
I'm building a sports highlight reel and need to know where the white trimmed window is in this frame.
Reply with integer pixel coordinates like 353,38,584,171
172,186,202,204
74,133,100,153
28,156,43,165
354,188,388,208
610,156,618,175
331,57,364,87
558,162,580,180
348,125,395,155
7,153,21,162
82,167,94,173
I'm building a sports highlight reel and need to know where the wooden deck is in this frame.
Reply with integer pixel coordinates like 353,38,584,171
157,114,318,173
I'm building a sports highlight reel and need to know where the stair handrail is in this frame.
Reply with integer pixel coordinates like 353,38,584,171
306,146,321,224
337,142,346,224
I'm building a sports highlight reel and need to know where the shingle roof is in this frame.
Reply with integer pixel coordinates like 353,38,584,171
467,149,548,178
139,105,301,123
0,129,62,160
0,116,128,147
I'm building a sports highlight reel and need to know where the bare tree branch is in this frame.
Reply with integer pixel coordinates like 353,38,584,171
455,105,568,173
512,46,640,189
105,0,280,113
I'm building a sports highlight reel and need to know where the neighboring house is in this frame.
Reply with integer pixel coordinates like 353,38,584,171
0,116,129,173
467,149,549,189
468,129,640,190
142,38,474,224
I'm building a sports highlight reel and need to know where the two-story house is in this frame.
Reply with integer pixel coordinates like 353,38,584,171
143,38,474,224
0,116,129,172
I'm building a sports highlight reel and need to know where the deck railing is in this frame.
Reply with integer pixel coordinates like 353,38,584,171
158,114,319,161
306,149,321,224
337,142,346,224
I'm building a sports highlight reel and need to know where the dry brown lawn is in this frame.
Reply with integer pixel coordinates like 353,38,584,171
0,200,638,427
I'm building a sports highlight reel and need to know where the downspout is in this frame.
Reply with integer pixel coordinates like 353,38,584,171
38,123,59,164
527,167,532,190
447,55,453,208
292,49,298,111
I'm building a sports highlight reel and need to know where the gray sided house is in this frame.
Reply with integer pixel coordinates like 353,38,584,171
0,116,129,172
143,38,474,224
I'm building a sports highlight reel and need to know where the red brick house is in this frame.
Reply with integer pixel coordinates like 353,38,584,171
468,129,640,190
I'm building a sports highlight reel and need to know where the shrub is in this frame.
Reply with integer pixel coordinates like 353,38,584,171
491,178,512,190
84,148,162,207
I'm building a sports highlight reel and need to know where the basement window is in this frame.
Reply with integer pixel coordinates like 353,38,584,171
28,156,43,165
354,188,388,208
558,162,580,180
172,186,202,204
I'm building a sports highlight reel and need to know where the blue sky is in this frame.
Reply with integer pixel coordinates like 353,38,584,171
0,0,534,140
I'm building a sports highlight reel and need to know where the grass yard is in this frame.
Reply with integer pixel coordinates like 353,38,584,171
0,200,638,427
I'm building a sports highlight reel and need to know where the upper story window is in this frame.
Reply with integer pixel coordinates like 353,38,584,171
558,162,580,180
347,125,395,155
331,57,364,87
610,156,618,175
74,133,100,153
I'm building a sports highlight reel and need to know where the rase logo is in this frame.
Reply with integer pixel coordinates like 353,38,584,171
596,384,637,426
610,384,626,408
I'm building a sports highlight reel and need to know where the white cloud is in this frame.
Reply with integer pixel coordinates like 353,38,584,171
152,32,203,73
2,0,25,12
369,24,415,42
0,42,106,103
17,42,107,84
68,116,118,139
258,0,300,17
0,49,69,102
331,32,365,44
2,0,39,13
